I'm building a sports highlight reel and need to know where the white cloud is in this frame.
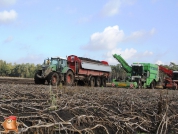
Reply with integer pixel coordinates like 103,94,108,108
82,25,155,51
105,48,137,65
100,0,136,17
101,0,122,17
143,51,153,56
0,0,16,7
0,10,18,24
104,49,155,65
125,28,156,41
4,36,13,43
81,25,124,51
156,60,164,65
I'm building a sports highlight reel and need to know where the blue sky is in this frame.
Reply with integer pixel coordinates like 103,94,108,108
0,0,178,66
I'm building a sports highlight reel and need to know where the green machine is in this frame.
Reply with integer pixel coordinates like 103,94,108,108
131,63,159,89
34,57,73,86
112,54,160,89
112,54,137,88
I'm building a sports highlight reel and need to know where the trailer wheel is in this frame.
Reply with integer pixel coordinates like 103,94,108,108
90,77,95,87
96,77,101,87
34,70,45,84
65,70,74,86
101,77,106,87
48,72,59,86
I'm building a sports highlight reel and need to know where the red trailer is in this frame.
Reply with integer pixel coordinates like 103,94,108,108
67,55,111,87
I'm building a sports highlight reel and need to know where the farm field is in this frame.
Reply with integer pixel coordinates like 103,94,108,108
0,77,178,134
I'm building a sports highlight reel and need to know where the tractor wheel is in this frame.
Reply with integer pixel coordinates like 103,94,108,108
48,72,59,86
90,76,95,87
101,77,106,87
95,77,101,87
65,70,74,86
34,70,45,84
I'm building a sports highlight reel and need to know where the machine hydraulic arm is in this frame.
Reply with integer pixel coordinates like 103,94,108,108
159,65,173,78
113,54,132,73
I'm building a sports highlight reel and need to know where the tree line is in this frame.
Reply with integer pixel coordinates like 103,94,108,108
0,60,41,78
0,59,177,80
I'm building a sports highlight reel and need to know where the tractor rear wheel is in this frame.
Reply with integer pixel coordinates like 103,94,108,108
90,76,95,87
96,77,101,87
48,72,59,86
65,70,74,86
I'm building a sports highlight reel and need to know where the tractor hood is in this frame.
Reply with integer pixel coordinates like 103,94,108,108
37,64,56,79
49,64,56,71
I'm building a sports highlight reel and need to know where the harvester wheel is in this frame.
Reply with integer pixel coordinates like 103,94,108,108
96,77,101,87
150,81,155,89
172,84,177,90
48,72,59,86
137,80,142,89
90,77,95,87
65,70,74,86
101,77,106,87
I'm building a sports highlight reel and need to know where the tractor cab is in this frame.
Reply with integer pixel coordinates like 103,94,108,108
50,57,67,72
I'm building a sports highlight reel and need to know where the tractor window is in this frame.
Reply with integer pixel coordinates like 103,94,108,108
51,59,58,65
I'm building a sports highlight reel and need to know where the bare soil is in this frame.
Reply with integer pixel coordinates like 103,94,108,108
0,77,34,84
0,77,178,134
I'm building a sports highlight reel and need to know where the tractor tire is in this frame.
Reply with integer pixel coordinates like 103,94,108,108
34,70,45,84
101,77,106,87
48,72,59,86
65,70,74,86
95,77,101,87
90,76,95,87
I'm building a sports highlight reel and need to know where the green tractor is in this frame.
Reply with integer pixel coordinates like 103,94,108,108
34,57,74,86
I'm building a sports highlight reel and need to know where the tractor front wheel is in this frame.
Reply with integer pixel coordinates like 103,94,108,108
34,70,45,84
